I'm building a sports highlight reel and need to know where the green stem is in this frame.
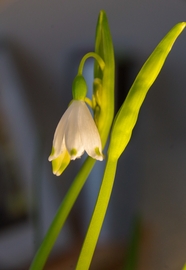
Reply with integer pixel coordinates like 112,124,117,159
29,157,95,270
75,157,117,269
78,52,105,75
123,216,141,270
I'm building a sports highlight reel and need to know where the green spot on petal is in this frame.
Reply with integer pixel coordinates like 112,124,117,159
95,147,102,156
70,148,77,156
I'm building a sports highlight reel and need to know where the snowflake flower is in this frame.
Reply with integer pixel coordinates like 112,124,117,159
49,100,103,176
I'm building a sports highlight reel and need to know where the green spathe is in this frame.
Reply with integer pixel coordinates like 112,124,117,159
94,10,115,146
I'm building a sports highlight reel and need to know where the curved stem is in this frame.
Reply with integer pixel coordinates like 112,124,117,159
29,157,95,270
78,52,105,75
75,157,118,270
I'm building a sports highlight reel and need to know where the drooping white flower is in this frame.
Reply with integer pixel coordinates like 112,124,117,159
48,100,103,175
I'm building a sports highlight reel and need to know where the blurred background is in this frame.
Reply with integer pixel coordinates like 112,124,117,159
0,0,186,269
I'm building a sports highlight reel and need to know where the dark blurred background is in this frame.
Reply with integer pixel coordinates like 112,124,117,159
0,0,186,269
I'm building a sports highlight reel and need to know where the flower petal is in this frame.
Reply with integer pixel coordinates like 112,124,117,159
65,101,84,159
51,104,73,159
78,101,103,160
51,148,70,176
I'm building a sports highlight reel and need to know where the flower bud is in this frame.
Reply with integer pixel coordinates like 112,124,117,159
108,22,186,160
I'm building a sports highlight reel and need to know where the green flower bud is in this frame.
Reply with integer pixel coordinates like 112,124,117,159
108,22,186,160
72,75,87,100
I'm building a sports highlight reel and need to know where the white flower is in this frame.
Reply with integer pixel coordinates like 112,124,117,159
49,100,103,167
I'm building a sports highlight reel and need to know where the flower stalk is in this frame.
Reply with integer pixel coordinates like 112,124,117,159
77,52,105,75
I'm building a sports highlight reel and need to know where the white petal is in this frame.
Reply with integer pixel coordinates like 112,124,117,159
52,104,73,158
65,101,84,159
78,102,103,160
